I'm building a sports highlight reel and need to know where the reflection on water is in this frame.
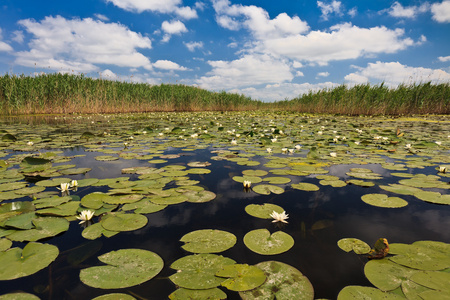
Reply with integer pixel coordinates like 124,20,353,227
0,114,449,299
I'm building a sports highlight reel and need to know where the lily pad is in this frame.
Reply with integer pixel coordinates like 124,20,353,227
245,203,285,219
291,182,320,192
389,241,450,270
180,229,237,253
80,248,163,289
0,242,59,280
239,261,314,300
337,286,405,299
101,213,148,232
169,253,236,290
6,217,69,242
184,190,216,203
244,229,294,255
337,238,371,254
364,258,418,291
252,184,284,195
361,194,408,208
82,222,119,240
92,294,136,300
0,292,41,300
216,264,266,291
169,288,226,300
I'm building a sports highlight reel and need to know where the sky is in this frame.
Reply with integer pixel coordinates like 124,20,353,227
0,0,449,102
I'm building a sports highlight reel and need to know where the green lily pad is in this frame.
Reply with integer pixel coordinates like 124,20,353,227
0,242,59,280
82,222,119,240
414,191,450,205
169,253,236,290
364,258,418,291
337,238,371,254
239,261,314,300
291,182,320,191
389,241,450,270
169,288,226,300
242,170,268,176
337,286,405,299
94,155,119,161
361,194,408,208
37,201,81,216
101,213,148,232
60,168,91,175
33,195,72,209
245,203,285,219
216,264,266,292
0,238,12,251
6,217,69,242
232,176,263,184
180,229,237,253
122,199,167,214
184,190,216,203
244,229,294,255
379,184,423,195
410,271,450,293
80,248,163,289
252,184,284,195
263,177,291,184
0,292,41,300
92,294,136,300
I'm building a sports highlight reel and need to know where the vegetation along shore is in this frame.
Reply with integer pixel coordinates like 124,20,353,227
0,73,449,115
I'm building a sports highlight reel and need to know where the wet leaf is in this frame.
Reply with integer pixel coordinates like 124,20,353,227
180,229,237,253
244,229,294,255
216,264,266,291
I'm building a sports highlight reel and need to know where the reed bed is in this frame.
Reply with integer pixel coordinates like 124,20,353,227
0,73,448,115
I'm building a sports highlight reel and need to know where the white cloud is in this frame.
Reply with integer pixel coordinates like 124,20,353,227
317,1,343,20
317,71,330,77
388,1,430,19
197,54,293,91
258,23,415,64
348,7,357,17
344,61,450,85
94,14,109,21
106,0,197,19
438,55,450,62
153,60,188,71
161,20,188,41
184,41,203,52
15,16,152,72
100,69,119,80
0,29,13,52
431,0,450,22
11,30,25,43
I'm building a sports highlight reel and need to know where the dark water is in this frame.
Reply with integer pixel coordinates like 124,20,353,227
1,145,449,300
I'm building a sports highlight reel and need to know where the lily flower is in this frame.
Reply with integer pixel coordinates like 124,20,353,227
191,133,198,138
435,141,442,146
295,145,302,150
231,139,237,145
57,183,71,193
76,210,95,224
439,166,447,173
27,141,34,146
281,148,288,154
270,211,289,223
330,152,337,158
266,148,272,153
70,180,78,188
288,149,294,154
271,138,277,143
405,144,412,149
243,180,251,188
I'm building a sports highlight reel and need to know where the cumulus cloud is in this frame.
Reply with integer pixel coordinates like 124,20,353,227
387,1,430,18
153,60,188,71
99,69,119,80
438,55,450,62
15,16,152,72
161,20,188,42
197,54,293,91
317,71,330,78
0,28,13,52
106,0,197,19
184,41,203,52
317,0,343,20
431,0,450,22
94,13,109,21
11,30,25,43
258,23,416,65
344,61,450,85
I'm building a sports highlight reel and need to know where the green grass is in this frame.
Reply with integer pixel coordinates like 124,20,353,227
0,73,448,115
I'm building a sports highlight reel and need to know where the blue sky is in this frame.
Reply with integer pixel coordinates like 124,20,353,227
0,0,449,101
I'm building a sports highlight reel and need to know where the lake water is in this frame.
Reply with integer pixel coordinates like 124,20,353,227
0,112,449,299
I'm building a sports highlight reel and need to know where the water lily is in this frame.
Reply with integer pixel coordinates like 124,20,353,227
77,210,95,224
191,133,198,138
27,141,34,146
70,180,78,188
405,144,412,149
57,182,71,195
435,141,442,146
271,138,277,143
231,139,237,145
270,211,289,223
243,180,251,188
266,148,272,153
439,166,447,173
281,148,288,154
354,141,360,145
330,152,337,157
288,148,294,154
295,145,302,150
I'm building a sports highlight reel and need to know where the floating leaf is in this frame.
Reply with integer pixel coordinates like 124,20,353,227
82,222,119,240
6,217,69,242
337,238,371,254
0,242,59,280
180,229,237,253
101,213,148,232
169,288,226,300
0,292,40,299
169,254,236,290
389,241,450,270
337,286,405,299
92,294,136,300
361,194,408,208
239,261,314,300
216,264,266,292
365,258,418,291
80,249,163,289
184,190,216,203
252,184,284,195
244,229,294,255
245,203,285,219
291,182,319,192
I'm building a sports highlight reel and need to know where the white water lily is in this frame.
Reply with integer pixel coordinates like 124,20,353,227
295,145,302,150
271,138,277,143
70,180,78,188
405,144,412,149
439,166,447,173
435,141,442,146
281,148,288,154
330,152,337,158
270,211,289,223
317,131,323,135
158,133,164,136
57,182,71,192
288,149,294,154
243,180,251,188
76,210,95,224
231,139,237,145
266,148,272,153
191,133,198,138
27,141,34,146
354,141,360,145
